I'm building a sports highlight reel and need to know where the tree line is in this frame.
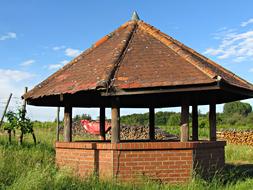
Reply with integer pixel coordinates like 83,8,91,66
120,101,253,128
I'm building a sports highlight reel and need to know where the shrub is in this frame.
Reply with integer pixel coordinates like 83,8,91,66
167,114,180,126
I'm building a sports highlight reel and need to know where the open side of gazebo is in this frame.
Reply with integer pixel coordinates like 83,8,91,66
23,12,253,183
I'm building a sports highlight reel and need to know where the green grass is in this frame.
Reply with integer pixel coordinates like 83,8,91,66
0,126,253,190
159,125,209,140
226,144,253,164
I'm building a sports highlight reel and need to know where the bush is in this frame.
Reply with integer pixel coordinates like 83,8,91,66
246,112,253,125
199,117,208,128
224,101,252,116
167,114,180,126
224,113,246,126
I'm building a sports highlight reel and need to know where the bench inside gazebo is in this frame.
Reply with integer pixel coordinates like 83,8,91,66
23,12,253,183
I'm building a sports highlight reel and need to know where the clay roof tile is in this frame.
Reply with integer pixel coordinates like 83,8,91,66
23,19,253,100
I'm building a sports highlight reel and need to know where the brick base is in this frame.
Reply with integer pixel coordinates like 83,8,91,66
55,141,226,183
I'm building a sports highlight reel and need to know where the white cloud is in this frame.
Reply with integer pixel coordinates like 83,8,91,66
0,69,36,118
241,18,253,27
0,69,61,121
48,60,69,70
204,27,253,62
65,48,81,57
0,69,35,82
249,68,253,73
52,45,65,51
20,59,35,66
0,32,16,41
48,64,62,70
60,60,69,65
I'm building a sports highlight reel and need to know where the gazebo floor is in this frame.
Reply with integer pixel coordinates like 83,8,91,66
55,140,226,183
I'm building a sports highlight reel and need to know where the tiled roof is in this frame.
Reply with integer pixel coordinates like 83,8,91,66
24,19,253,100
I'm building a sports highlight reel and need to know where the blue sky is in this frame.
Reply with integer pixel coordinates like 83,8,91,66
1,0,253,121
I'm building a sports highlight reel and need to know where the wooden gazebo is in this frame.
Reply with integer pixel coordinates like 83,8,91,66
23,12,253,183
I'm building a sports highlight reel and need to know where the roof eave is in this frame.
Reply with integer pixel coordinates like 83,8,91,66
101,82,220,96
219,80,253,97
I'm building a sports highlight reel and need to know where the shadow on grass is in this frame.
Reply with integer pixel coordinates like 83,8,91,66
222,163,253,183
193,162,253,188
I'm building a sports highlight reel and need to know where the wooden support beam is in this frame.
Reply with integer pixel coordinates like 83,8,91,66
180,101,189,142
21,87,28,118
56,107,60,141
64,106,72,142
149,107,155,141
209,103,216,141
19,87,28,145
0,93,12,127
100,107,106,140
192,104,198,141
111,103,120,143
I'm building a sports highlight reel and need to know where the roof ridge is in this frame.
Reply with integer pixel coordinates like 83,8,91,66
137,21,253,89
24,21,134,99
96,21,138,90
158,30,253,88
109,23,138,90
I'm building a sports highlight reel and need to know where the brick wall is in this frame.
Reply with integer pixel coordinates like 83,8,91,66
98,150,113,179
112,149,192,183
55,142,96,177
193,147,225,178
55,141,226,183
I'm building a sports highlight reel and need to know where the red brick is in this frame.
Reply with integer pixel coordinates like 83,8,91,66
55,141,225,183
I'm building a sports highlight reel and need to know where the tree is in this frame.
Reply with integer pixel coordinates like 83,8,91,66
167,113,180,126
73,114,91,123
223,101,252,116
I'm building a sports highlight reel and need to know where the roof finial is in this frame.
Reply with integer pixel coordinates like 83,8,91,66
131,11,140,21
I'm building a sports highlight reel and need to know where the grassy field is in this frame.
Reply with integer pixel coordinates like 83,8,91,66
0,126,253,190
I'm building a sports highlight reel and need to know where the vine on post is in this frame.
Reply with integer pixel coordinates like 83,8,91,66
4,108,36,144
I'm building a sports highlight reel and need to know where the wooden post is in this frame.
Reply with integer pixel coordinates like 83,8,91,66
180,101,189,142
209,103,216,141
64,106,72,142
111,101,120,143
19,87,28,145
100,107,106,140
0,93,12,127
22,87,28,117
149,107,155,141
56,107,60,141
192,104,198,141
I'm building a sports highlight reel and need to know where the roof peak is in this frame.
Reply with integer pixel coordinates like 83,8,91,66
131,11,140,21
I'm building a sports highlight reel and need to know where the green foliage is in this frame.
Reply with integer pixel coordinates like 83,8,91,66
155,111,169,125
246,112,253,124
224,101,252,116
119,101,253,129
73,114,91,123
121,113,149,126
225,113,246,126
121,112,183,126
5,109,34,135
4,111,18,131
33,121,57,128
199,117,208,128
167,113,180,126
4,109,36,144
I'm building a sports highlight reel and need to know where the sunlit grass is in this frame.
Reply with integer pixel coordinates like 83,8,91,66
0,126,252,190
